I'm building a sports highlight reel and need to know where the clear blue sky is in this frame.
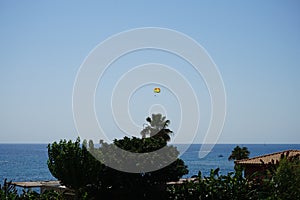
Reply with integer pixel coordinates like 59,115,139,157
0,0,299,144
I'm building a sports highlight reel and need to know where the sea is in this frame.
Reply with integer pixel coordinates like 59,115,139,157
0,144,300,183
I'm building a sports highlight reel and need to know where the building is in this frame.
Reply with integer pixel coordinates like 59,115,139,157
235,150,300,178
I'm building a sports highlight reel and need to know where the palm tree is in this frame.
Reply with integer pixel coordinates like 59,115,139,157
140,113,172,142
228,145,250,161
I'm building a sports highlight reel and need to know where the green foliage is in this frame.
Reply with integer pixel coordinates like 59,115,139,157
47,136,188,199
262,153,300,199
47,115,188,199
19,190,64,200
167,167,255,200
0,179,18,199
114,136,188,181
47,137,105,194
0,179,64,200
141,114,172,141
274,155,300,198
228,145,250,161
168,150,300,200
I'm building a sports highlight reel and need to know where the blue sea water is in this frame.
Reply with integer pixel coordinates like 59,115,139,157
0,144,54,182
0,144,299,183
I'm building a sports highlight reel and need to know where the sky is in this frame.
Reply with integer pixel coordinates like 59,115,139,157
0,0,300,144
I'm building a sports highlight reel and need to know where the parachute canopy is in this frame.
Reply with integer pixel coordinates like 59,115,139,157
154,87,161,93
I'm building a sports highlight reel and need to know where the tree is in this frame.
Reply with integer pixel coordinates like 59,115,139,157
48,115,188,199
107,136,188,199
47,138,105,199
228,145,250,161
140,113,172,142
167,167,255,199
264,153,300,199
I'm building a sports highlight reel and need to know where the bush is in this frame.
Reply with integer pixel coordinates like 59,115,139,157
0,179,64,200
167,153,300,199
263,153,300,199
167,167,255,200
47,136,188,199
0,179,18,199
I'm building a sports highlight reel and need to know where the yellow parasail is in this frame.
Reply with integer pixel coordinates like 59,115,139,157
154,87,161,93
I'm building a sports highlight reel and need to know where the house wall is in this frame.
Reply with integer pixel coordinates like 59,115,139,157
243,164,271,178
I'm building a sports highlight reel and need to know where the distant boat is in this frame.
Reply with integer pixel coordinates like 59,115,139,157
218,154,224,158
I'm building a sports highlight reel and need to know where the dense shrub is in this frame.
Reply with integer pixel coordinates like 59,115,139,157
0,179,64,200
167,153,300,200
167,167,256,200
258,153,300,199
47,136,188,199
47,114,188,199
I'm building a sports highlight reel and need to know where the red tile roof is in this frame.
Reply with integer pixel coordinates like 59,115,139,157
235,150,300,165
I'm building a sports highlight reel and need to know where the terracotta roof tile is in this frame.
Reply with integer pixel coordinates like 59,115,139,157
235,150,300,165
